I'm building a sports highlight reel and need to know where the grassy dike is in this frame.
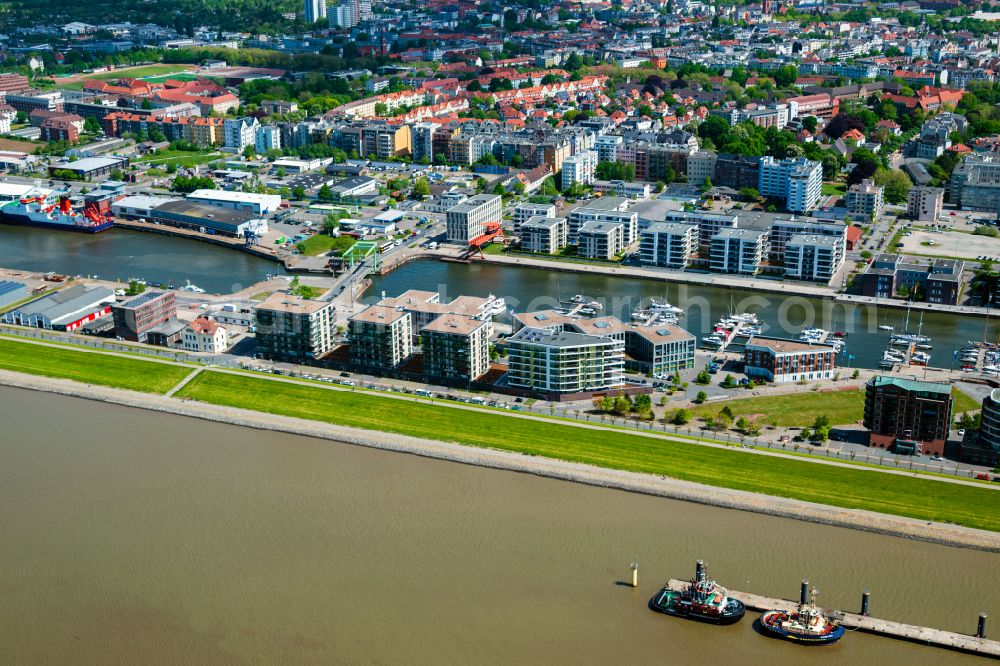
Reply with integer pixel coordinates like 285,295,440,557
0,336,996,532
175,372,1000,533
0,338,190,393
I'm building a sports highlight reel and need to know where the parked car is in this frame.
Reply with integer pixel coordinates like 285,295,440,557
976,473,990,480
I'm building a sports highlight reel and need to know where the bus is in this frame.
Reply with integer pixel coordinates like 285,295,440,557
378,240,394,253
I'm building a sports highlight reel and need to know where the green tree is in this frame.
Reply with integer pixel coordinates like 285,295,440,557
672,409,692,425
773,65,799,88
694,390,708,404
412,176,430,198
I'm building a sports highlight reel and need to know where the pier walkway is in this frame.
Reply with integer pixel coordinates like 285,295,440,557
664,579,1000,657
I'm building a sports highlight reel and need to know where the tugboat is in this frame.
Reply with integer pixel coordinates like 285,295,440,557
649,560,745,625
759,588,845,645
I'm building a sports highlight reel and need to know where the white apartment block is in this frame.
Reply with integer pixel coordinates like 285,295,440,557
561,150,598,190
784,234,844,283
224,117,260,151
577,221,625,260
907,186,944,222
255,125,281,153
710,228,768,275
520,216,567,254
639,222,698,269
513,202,555,231
446,194,502,243
845,179,884,220
505,327,625,393
567,196,637,245
758,156,822,213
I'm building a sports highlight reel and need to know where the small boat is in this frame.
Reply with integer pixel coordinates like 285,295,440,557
911,351,931,366
180,280,206,294
562,294,602,310
484,294,507,316
878,324,894,331
649,561,745,625
759,588,845,645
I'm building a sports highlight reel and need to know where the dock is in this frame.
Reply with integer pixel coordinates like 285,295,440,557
663,578,1000,658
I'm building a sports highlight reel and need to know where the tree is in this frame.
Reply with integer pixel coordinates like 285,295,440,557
672,409,692,425
801,116,818,133
694,390,708,404
810,415,831,442
612,395,631,416
317,184,334,201
83,116,102,134
242,145,255,159
773,65,799,88
721,374,738,389
322,213,341,235
413,176,430,198
873,168,912,204
291,185,306,200
738,187,761,202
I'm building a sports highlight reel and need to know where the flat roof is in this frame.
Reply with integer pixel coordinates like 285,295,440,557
154,200,255,226
522,215,565,229
578,220,623,234
114,194,182,210
117,290,171,310
447,194,501,213
0,280,26,296
350,304,408,325
746,336,836,354
60,156,126,172
509,326,618,348
187,189,281,206
12,283,114,322
625,322,695,343
422,313,488,335
256,291,332,315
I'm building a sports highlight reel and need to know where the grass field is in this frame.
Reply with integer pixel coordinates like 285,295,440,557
142,72,201,84
84,65,198,80
691,386,980,426
174,371,1000,532
822,182,846,196
135,149,222,168
296,234,354,256
0,338,190,393
691,389,865,427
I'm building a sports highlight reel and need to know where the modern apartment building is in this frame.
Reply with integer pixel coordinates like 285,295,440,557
766,217,847,263
111,290,176,342
505,326,624,394
949,153,1000,213
660,210,739,251
561,150,598,190
743,337,837,384
713,153,761,190
348,304,413,372
512,202,555,231
758,156,822,213
845,179,884,219
686,150,718,187
520,216,568,254
907,186,944,222
305,0,327,22
567,197,637,245
709,228,768,275
639,222,698,269
253,292,335,362
255,125,281,153
421,313,490,383
223,117,259,151
577,221,625,260
863,376,953,455
784,234,844,282
446,194,502,243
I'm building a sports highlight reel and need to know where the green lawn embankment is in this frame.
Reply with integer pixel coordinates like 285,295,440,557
0,338,190,393
175,371,1000,533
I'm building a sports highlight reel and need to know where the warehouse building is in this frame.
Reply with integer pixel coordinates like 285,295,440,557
148,200,268,238
2,284,114,331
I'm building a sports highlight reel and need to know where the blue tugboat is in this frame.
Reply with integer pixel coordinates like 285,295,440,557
650,560,745,625
759,588,846,645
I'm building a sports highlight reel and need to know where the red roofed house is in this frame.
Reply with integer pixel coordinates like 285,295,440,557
845,225,863,251
183,316,227,353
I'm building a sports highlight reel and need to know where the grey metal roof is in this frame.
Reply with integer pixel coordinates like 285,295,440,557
14,284,114,322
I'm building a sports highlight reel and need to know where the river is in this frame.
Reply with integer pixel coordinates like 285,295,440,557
0,386,996,664
368,259,1000,370
0,225,281,294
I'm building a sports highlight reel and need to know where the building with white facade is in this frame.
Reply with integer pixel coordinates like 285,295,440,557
758,156,822,213
183,316,228,353
709,228,768,275
577,221,625,260
783,234,844,283
907,186,944,222
505,326,625,394
520,216,567,254
186,189,282,216
639,222,698,269
845,179,884,220
446,194,502,243
561,150,598,190
305,0,327,23
513,202,555,231
255,125,281,154
567,196,637,245
223,117,260,151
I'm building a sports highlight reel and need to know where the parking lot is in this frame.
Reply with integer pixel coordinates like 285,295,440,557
902,228,1000,261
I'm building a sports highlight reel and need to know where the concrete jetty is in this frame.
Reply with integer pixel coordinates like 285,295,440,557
663,578,1000,658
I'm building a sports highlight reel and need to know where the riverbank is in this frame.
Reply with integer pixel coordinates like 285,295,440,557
404,247,996,320
2,367,998,552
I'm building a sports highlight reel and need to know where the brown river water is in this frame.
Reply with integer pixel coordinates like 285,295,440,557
0,386,996,665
